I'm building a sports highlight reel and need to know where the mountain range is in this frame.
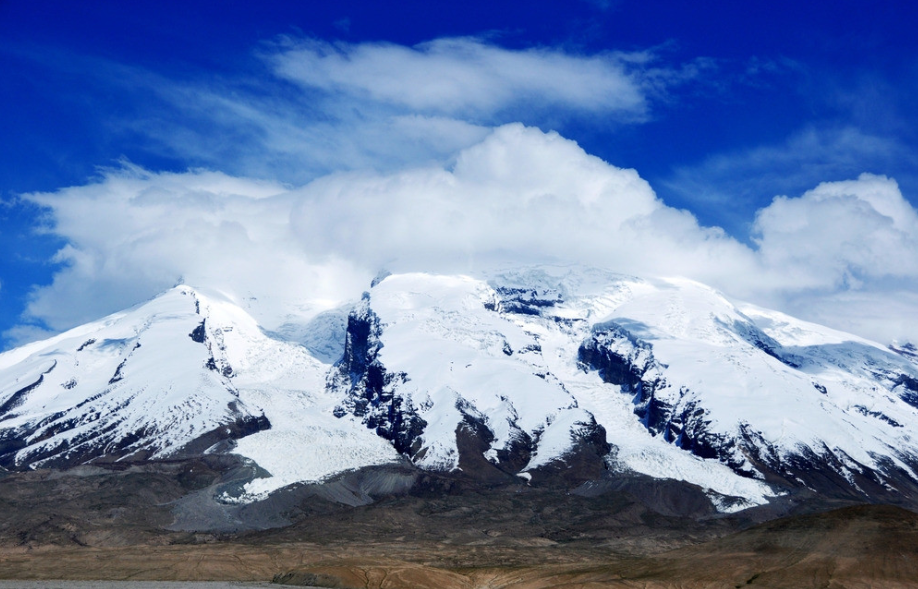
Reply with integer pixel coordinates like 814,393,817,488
3,265,918,518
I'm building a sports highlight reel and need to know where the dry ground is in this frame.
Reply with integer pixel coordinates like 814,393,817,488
1,505,917,589
3,463,917,588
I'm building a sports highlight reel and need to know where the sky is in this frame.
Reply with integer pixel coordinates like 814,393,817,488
2,0,918,348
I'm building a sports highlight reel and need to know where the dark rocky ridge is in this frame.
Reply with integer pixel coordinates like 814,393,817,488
0,362,56,419
330,296,427,459
576,321,732,463
487,285,564,315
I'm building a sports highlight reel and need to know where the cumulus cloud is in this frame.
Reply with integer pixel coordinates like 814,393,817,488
754,174,918,288
15,126,748,333
2,324,55,348
20,166,369,333
289,124,756,284
12,125,918,346
748,174,918,343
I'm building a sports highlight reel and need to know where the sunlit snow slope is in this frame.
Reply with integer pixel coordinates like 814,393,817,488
0,286,398,499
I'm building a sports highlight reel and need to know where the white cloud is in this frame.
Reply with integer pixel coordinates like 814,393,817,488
744,173,918,343
782,289,918,347
288,124,757,286
95,36,703,185
17,125,756,336
14,126,918,346
10,35,918,348
270,37,650,121
6,35,721,345
753,174,918,288
20,166,369,332
2,324,55,348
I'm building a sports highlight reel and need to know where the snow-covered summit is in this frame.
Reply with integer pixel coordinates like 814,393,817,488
0,285,263,469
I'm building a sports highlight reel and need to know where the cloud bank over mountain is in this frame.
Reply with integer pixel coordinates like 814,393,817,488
17,123,918,346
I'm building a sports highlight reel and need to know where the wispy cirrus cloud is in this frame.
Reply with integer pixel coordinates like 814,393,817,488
48,36,711,185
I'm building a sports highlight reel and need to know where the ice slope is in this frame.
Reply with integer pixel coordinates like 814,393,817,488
333,268,918,509
0,286,398,497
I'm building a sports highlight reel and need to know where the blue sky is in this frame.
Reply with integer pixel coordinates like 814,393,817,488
2,0,918,347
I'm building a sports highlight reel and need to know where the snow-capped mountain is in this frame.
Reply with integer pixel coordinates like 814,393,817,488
331,268,918,509
2,267,918,512
0,285,398,500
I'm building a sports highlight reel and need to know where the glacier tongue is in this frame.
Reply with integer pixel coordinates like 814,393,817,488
181,287,401,502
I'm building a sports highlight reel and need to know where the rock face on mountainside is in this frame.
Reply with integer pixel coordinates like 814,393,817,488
330,298,428,460
2,266,918,515
575,298,918,504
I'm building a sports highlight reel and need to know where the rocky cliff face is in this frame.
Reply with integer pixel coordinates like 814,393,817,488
330,296,427,459
576,296,918,505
